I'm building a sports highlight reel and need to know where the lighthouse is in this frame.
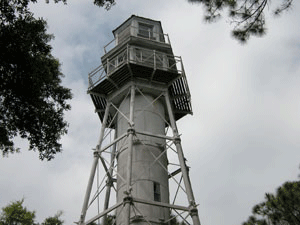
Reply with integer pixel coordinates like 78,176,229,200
78,15,201,225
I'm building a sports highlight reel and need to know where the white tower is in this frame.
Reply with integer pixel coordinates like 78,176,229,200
78,15,201,225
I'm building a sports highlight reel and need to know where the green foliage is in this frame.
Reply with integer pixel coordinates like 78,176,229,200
0,0,72,160
242,180,300,225
93,0,293,43
0,200,64,225
169,214,187,225
42,211,64,225
105,214,115,225
93,0,115,10
188,0,293,43
0,199,36,225
88,214,115,225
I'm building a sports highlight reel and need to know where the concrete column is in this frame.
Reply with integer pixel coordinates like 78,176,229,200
116,88,169,225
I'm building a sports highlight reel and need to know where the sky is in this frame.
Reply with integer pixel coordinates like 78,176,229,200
1,0,300,225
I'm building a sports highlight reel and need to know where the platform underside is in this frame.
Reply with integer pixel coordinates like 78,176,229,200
88,61,192,128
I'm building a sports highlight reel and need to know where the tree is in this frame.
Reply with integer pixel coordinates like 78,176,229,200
42,211,64,225
0,199,64,225
188,0,293,42
169,214,187,225
93,0,294,43
93,0,116,10
105,215,115,225
242,180,300,225
0,199,36,225
0,0,72,160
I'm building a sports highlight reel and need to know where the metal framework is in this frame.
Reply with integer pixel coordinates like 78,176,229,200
103,25,171,53
78,83,200,225
88,45,192,126
78,15,200,225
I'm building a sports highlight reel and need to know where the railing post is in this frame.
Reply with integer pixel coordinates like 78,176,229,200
127,44,129,63
88,73,92,88
181,57,191,102
180,56,184,74
107,58,109,75
153,50,156,70
115,33,118,46
167,34,171,45
130,25,133,36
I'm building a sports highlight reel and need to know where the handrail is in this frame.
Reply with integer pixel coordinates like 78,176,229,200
88,46,183,90
103,39,115,54
88,64,107,90
103,25,171,53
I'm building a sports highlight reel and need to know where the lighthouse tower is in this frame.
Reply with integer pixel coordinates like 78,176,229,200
78,15,201,225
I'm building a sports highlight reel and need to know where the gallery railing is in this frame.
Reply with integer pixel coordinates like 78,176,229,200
103,25,171,53
88,46,184,90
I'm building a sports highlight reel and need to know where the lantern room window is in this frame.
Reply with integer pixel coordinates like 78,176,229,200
138,23,154,39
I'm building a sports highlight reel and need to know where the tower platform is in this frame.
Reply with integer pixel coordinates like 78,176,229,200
88,42,192,127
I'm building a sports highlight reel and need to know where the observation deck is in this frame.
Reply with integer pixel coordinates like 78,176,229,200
88,16,193,127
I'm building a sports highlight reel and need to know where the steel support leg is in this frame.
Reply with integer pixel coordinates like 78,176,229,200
165,92,201,225
79,102,111,225
102,131,118,225
124,85,135,225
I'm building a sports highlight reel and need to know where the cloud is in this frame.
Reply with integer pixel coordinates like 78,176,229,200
1,1,300,225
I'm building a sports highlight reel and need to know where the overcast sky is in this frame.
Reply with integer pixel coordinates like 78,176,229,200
1,1,300,225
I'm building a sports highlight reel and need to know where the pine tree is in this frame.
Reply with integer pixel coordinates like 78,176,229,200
243,181,300,225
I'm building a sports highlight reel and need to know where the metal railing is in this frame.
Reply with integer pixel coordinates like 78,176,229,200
88,46,183,90
103,26,171,53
